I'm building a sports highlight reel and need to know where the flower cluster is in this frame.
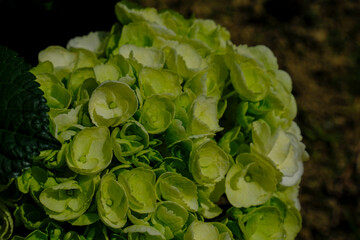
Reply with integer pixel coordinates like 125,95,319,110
0,2,308,240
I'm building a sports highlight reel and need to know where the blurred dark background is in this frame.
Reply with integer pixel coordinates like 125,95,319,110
1,0,359,239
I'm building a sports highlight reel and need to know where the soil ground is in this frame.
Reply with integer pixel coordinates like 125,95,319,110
1,0,359,239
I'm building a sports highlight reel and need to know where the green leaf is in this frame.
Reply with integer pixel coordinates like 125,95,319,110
225,220,243,240
0,179,13,192
0,46,61,184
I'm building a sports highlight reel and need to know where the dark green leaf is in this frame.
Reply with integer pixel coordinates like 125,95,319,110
0,46,61,184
